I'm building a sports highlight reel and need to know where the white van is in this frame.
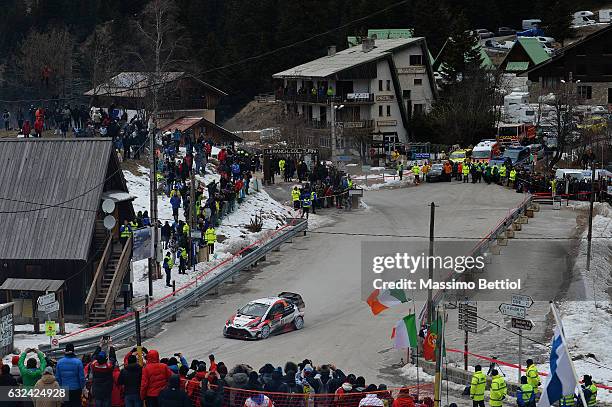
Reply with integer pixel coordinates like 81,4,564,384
599,9,612,23
522,19,542,30
572,14,596,26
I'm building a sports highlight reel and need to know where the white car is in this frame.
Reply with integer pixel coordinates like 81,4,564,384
223,292,305,339
535,36,555,46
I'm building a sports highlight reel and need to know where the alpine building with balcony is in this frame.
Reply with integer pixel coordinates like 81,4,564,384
273,37,436,161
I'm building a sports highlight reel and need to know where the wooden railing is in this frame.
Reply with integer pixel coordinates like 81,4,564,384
85,235,112,317
103,237,132,319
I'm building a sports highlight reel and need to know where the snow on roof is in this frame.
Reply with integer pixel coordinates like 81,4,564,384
273,38,422,79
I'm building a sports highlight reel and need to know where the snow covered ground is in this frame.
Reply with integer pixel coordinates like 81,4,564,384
123,162,297,299
554,202,612,400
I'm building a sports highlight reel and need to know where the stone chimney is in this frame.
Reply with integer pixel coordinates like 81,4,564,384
362,37,375,52
327,45,336,57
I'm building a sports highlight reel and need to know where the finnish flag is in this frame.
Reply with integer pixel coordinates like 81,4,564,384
538,326,577,407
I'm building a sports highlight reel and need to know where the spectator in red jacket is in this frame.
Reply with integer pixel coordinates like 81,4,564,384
392,388,415,407
185,364,207,405
140,350,173,407
22,120,31,138
111,366,124,407
34,118,44,138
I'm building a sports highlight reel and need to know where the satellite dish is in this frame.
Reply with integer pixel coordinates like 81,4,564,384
103,215,116,230
102,199,115,214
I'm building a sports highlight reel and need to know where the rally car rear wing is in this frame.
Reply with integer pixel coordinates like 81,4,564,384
279,292,305,311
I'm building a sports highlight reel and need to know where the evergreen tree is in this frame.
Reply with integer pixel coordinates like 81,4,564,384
544,0,573,45
438,13,482,84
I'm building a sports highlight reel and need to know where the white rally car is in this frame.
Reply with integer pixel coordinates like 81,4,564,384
223,292,305,339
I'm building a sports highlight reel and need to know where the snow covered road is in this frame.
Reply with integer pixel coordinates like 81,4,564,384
139,182,531,385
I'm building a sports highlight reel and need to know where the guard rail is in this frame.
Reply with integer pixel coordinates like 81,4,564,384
39,218,308,356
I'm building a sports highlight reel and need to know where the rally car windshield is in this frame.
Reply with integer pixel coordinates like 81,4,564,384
238,303,269,317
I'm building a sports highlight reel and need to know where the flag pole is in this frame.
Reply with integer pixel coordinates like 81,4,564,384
550,302,588,407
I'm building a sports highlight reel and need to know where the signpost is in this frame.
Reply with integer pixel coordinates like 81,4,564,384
37,293,56,308
39,301,60,314
498,303,526,318
511,318,534,331
511,294,534,308
501,295,533,382
458,301,477,370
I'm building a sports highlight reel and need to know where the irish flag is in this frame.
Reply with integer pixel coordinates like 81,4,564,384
367,288,409,315
391,314,418,349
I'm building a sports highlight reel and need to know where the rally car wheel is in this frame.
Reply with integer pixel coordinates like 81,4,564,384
293,316,304,330
260,324,271,339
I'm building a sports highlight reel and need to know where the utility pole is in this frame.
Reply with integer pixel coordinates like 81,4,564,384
189,138,196,269
433,307,444,407
148,125,158,298
586,160,596,308
427,202,436,323
330,100,336,165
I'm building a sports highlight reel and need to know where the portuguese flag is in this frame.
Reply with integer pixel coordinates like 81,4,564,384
423,318,445,361
391,314,419,349
367,288,409,315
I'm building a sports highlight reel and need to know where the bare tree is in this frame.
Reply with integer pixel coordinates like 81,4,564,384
542,83,579,168
15,26,74,97
81,23,121,104
134,0,184,120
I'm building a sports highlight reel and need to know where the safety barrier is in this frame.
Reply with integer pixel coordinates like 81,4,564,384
188,383,434,407
39,218,308,357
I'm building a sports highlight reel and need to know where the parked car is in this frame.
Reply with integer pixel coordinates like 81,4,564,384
474,28,495,39
522,19,542,30
485,39,515,50
497,27,517,36
535,36,555,46
425,164,447,182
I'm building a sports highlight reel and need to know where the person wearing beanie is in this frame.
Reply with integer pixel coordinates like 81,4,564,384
18,348,47,389
186,363,208,405
90,344,117,407
118,354,142,407
157,374,191,407
33,366,61,407
56,342,85,407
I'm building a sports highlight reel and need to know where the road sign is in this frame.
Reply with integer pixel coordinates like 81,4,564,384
499,303,526,318
511,318,534,331
45,321,57,337
458,301,478,333
40,301,60,314
51,338,59,349
511,294,534,308
37,293,56,307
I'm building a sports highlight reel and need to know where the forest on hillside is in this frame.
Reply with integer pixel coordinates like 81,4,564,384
0,0,606,118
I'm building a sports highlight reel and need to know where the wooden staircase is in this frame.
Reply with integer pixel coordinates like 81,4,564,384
85,237,132,326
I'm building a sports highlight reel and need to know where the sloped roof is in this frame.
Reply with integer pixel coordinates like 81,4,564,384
0,139,114,260
160,117,242,142
0,278,64,292
523,24,612,76
506,61,530,72
516,37,551,65
273,38,423,78
84,71,227,97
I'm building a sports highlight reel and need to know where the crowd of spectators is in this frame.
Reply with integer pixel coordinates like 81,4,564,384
3,343,433,407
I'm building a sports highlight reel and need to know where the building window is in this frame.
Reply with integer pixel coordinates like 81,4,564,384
410,55,423,65
379,105,383,117
414,78,423,86
319,136,331,148
386,80,391,91
378,80,383,91
386,105,391,116
577,85,592,99
413,104,424,114
542,76,560,88
576,64,587,76
403,89,411,99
